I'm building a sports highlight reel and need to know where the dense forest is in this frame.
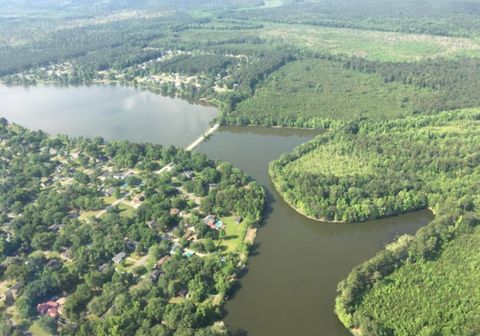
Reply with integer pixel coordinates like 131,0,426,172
0,119,265,335
269,109,480,334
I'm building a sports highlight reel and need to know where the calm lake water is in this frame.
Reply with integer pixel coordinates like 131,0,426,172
197,126,433,336
0,85,433,336
0,84,218,147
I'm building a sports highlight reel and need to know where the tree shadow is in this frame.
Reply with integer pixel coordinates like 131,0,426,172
257,188,275,228
247,241,261,257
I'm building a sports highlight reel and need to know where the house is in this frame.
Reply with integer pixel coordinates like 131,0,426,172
112,172,125,180
183,171,194,179
133,194,144,205
147,220,157,229
170,245,181,255
67,211,79,219
150,269,163,282
37,301,60,318
70,150,81,160
46,259,62,270
112,252,127,264
177,289,188,297
183,229,195,241
48,224,66,232
204,215,224,230
156,255,170,267
204,215,216,227
99,263,110,272
125,239,138,251
104,187,114,197
234,216,243,224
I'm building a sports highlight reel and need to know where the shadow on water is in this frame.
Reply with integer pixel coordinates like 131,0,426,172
258,188,276,228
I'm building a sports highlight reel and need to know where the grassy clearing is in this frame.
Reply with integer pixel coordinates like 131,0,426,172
283,142,374,177
355,227,480,335
216,216,248,253
118,203,136,218
263,23,480,61
236,58,439,123
79,210,99,220
29,320,52,336
169,297,185,304
103,196,116,205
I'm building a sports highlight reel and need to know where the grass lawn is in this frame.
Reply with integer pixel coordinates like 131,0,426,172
118,203,136,218
29,320,52,336
169,297,185,304
79,210,99,220
103,196,116,205
216,216,248,253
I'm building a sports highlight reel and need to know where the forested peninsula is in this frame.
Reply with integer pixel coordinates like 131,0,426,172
270,109,480,334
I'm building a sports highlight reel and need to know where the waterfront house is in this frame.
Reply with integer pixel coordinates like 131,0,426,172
112,252,127,264
204,214,216,227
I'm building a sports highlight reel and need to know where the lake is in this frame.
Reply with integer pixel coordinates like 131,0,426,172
0,85,433,336
197,126,433,336
0,84,218,147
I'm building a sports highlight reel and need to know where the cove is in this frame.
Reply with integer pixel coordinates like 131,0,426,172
0,85,433,336
196,126,433,336
0,84,218,147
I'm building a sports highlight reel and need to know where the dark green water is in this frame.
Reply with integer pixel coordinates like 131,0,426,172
197,126,433,336
0,86,433,336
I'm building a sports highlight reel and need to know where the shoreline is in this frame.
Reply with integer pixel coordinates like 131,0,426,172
270,175,346,223
269,173,435,225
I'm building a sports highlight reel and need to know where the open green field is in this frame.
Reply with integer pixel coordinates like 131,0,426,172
263,23,480,61
234,58,439,126
217,216,248,253
355,227,480,335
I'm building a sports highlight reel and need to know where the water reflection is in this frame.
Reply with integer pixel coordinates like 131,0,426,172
0,84,218,147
